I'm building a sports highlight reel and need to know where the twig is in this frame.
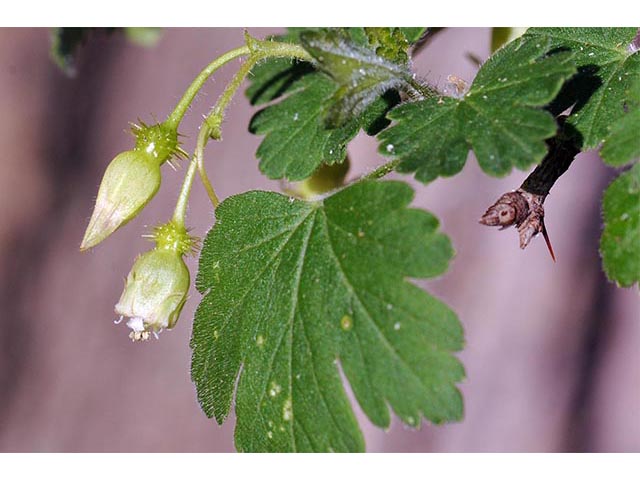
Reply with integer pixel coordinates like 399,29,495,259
479,117,580,261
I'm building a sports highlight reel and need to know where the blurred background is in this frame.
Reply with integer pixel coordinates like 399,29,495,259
0,28,638,453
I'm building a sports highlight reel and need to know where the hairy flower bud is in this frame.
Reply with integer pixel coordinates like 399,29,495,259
80,122,182,251
80,150,161,250
115,221,195,341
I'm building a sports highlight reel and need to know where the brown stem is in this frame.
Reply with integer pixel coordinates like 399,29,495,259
520,119,580,196
479,117,580,261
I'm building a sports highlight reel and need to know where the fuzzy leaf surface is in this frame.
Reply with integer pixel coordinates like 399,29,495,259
600,163,640,287
378,35,577,183
534,27,640,150
300,30,415,128
192,180,464,452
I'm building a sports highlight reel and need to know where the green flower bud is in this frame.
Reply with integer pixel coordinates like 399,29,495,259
80,122,183,251
115,221,195,341
80,150,160,251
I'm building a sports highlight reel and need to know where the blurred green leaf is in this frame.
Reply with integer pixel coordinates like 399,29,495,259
50,27,93,76
123,27,163,47
50,27,164,76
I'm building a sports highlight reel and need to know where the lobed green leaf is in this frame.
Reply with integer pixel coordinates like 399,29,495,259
191,180,464,452
378,35,577,183
249,73,361,181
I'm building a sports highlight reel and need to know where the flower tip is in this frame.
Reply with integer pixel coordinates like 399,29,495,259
79,206,120,251
79,226,102,252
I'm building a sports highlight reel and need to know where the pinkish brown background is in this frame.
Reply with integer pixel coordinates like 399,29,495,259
0,28,638,452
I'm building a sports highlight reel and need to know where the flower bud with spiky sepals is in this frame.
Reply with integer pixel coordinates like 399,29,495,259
115,220,197,341
80,121,185,251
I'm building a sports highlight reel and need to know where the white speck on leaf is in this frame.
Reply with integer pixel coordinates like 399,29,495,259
269,381,282,397
283,398,293,421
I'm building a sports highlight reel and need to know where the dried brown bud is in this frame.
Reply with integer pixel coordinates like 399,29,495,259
516,191,545,249
479,191,529,229
480,188,555,261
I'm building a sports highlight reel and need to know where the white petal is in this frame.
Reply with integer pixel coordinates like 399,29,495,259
126,316,145,332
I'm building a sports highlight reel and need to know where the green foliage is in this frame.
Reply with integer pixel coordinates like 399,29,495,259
192,180,464,452
247,28,417,181
600,78,640,166
249,72,398,181
537,27,640,150
600,163,640,287
69,26,640,454
249,74,362,180
378,35,577,183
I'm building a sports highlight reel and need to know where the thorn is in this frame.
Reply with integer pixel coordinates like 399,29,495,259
541,222,556,263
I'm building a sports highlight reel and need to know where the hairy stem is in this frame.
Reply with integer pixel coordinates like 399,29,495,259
195,125,220,209
165,34,313,215
195,36,312,208
405,75,440,99
362,159,401,181
165,45,250,130
172,156,199,226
